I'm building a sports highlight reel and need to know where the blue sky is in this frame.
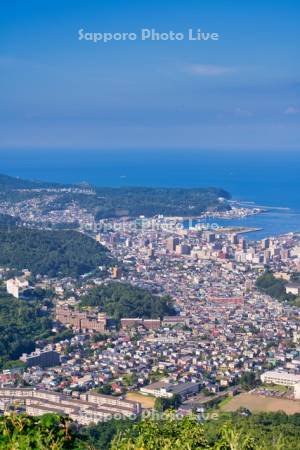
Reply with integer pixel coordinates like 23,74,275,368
1,0,299,150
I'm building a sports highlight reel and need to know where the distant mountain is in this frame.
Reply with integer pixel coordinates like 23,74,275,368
0,172,231,218
0,173,54,191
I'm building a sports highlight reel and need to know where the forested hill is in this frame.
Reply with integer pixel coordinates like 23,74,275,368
0,172,230,218
80,281,176,320
0,173,59,191
93,186,230,218
0,291,53,369
0,228,112,277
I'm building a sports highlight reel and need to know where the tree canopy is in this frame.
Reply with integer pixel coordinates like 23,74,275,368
80,282,176,321
256,272,296,302
0,292,53,368
0,227,111,278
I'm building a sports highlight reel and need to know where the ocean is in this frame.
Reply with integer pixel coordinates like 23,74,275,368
1,149,300,239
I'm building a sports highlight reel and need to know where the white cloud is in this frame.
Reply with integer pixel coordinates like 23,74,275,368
284,106,299,115
183,64,236,77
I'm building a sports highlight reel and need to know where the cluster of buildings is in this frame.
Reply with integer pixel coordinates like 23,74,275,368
55,306,108,333
2,208,300,422
0,388,141,425
55,303,189,333
0,187,96,229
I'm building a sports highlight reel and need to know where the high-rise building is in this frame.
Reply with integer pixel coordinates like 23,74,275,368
175,244,191,255
166,237,180,252
262,238,270,249
203,231,215,243
112,267,122,279
230,234,239,245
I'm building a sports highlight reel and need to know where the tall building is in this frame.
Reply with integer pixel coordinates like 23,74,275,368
175,244,191,256
112,266,122,279
203,231,216,243
229,234,239,245
166,237,180,252
238,238,247,250
262,238,270,249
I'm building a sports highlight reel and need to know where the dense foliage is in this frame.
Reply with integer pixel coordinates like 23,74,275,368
80,418,135,449
0,292,53,368
0,227,111,277
0,173,54,191
154,394,182,412
41,187,230,219
111,412,300,449
204,411,300,450
92,186,230,218
256,272,296,302
112,415,208,450
0,214,20,228
80,282,176,321
0,414,82,449
2,412,300,449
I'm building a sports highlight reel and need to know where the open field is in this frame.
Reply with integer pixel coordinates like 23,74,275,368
221,393,300,415
126,392,155,409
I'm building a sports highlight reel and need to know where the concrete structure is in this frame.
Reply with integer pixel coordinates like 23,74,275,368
294,383,300,400
140,381,199,399
20,349,60,368
162,316,190,327
166,237,180,253
208,296,244,306
6,277,29,298
111,266,122,279
175,244,191,256
285,283,300,296
55,306,108,333
261,370,300,386
0,388,141,425
121,318,161,330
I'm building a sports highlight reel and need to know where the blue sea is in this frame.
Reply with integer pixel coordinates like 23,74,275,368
1,149,300,239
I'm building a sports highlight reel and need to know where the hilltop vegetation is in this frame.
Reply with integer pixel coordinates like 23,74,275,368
0,227,111,277
0,291,53,369
2,412,300,449
0,173,52,191
111,412,300,450
46,186,230,219
0,213,20,228
256,272,297,302
93,186,230,218
80,282,176,321
0,414,81,449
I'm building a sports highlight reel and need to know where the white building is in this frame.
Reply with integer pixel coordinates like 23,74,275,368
285,283,300,296
6,277,29,298
140,381,199,399
261,370,300,387
294,383,300,400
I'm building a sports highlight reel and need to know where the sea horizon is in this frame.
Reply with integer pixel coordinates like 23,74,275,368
1,148,300,239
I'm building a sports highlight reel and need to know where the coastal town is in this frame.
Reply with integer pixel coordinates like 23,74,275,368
1,189,300,424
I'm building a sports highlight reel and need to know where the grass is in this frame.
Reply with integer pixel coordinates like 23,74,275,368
260,384,290,392
217,396,232,409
